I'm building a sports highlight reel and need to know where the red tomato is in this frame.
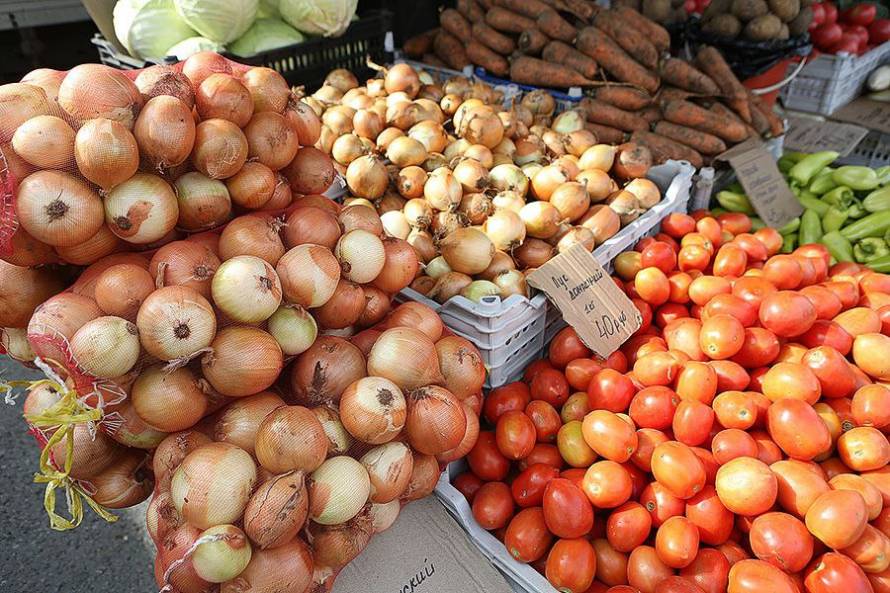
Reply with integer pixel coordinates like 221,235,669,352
711,390,756,429
715,457,777,516
804,489,869,549
651,441,706,499
524,358,554,383
628,545,674,593
518,443,564,471
843,524,890,572
566,359,603,391
689,276,732,306
710,361,751,392
766,398,831,460
690,447,720,485
630,386,679,430
811,2,827,29
467,431,510,481
675,361,718,404
583,460,634,509
641,481,686,527
592,538,629,587
641,242,678,274
852,384,890,428
685,485,733,546
813,22,843,49
699,314,745,360
672,400,714,447
679,548,730,593
496,410,537,460
711,429,758,465
512,463,560,507
843,3,876,26
472,481,514,530
678,245,712,272
546,538,598,593
558,420,598,468
531,368,570,407
588,368,637,412
655,516,700,569
525,400,562,443
654,576,705,593
637,267,671,307
838,426,890,471
656,303,690,328
870,18,890,43
713,244,747,278
607,501,653,553
664,319,706,362
582,410,639,463
550,327,592,369
561,467,588,490
733,233,769,261
696,217,723,247
631,428,670,473
771,459,830,517
759,290,817,337
454,472,483,503
731,327,780,369
732,276,777,309
702,294,758,327
504,507,552,563
748,512,813,573
717,213,752,235
562,392,592,424
727,559,798,593
798,319,854,354
544,478,595,538
805,552,873,593
662,213,696,238
761,361,821,403
484,382,530,425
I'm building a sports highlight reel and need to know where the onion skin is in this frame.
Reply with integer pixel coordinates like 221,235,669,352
245,111,299,171
12,114,74,169
308,456,371,525
370,238,420,294
220,537,313,593
514,238,555,269
217,214,284,266
146,491,183,544
401,451,440,502
94,264,155,321
339,376,407,445
242,67,290,114
255,405,328,474
192,119,248,180
405,385,467,455
310,513,373,571
351,329,381,357
312,405,354,456
131,365,209,433
49,424,122,480
283,146,336,195
225,162,277,210
202,326,283,398
439,227,495,275
196,74,254,127
58,64,143,129
214,392,284,456
16,170,104,247
149,240,220,298
134,65,194,108
276,244,341,308
90,450,153,509
335,229,386,284
268,304,318,356
134,95,195,171
136,285,217,361
0,260,65,328
243,471,309,550
361,442,414,503
429,271,473,303
436,335,486,400
368,327,445,390
580,204,622,245
613,142,652,179
2,226,56,267
104,173,179,244
152,430,212,490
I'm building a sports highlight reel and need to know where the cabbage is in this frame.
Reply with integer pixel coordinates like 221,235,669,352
257,0,281,18
229,18,305,57
279,0,358,37
113,0,196,60
173,0,259,43
166,36,226,60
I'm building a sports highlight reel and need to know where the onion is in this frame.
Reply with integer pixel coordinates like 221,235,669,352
456,106,504,148
104,400,168,450
134,285,215,361
310,513,373,572
181,51,231,85
313,405,355,455
549,181,591,222
440,227,494,274
54,226,121,265
335,229,386,284
426,256,451,279
542,130,566,158
293,194,340,214
607,190,642,225
321,68,356,92
158,523,212,593
440,93,462,116
624,178,661,209
491,190,525,214
338,203,383,235
1,327,34,362
490,163,528,197
58,64,142,128
463,144,494,168
170,173,231,231
350,328,380,357
579,144,616,172
461,279,500,302
352,109,383,140
89,450,152,509
531,165,569,201
437,403,481,464
515,237,555,268
558,226,596,253
308,456,371,525
276,244,340,308
322,105,354,136
522,163,544,181
520,201,562,239
580,204,622,245
220,538,312,593
565,129,597,157
385,63,421,97
338,375,407,445
0,83,50,142
403,197,432,227
290,335,366,406
244,112,299,171
24,293,98,363
267,304,317,356
146,491,183,544
522,90,556,118
202,326,282,397
577,168,614,202
103,173,178,243
423,152,449,172
195,74,253,126
424,170,462,212
1,226,54,267
314,279,365,329
493,137,516,158
131,365,209,432
11,115,74,169
254,405,328,474
191,524,252,583
613,142,652,179
134,65,194,108
238,67,288,114
67,119,134,193
383,137,425,169
222,162,274,210
212,392,284,456
368,237,418,294
436,335,486,399
405,384,467,455
552,109,585,134
243,471,308,550
368,327,444,390
15,170,103,247
149,240,219,298
429,271,473,303
478,250,516,280
514,138,545,166
401,451,439,501
444,138,469,161
345,154,387,200
353,287,388,330
152,430,212,489
430,211,468,238
132,96,195,173
283,146,336,195
408,120,448,153
48,424,121,480
453,159,489,194
385,303,442,343
360,442,414,503
407,229,436,263
212,255,282,323
331,133,365,165
68,315,140,378
192,119,248,180
282,206,340,250
19,70,65,117
171,442,256,529
284,96,321,146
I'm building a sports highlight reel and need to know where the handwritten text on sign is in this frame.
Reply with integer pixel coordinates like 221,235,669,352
528,243,641,357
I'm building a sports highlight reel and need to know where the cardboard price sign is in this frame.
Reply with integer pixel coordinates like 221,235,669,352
528,243,641,357
832,98,890,135
785,117,868,157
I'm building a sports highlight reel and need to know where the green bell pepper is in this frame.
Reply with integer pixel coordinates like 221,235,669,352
789,151,839,186
822,206,850,233
808,171,838,195
822,231,855,263
797,193,830,216
750,217,766,231
876,166,890,185
778,217,801,236
863,186,890,213
778,156,797,174
840,211,890,241
849,199,867,219
799,209,824,245
822,186,855,209
866,254,890,273
854,238,890,263
715,191,756,215
783,151,809,163
832,166,880,191
781,233,797,254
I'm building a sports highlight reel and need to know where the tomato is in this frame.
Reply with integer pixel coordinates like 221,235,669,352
454,472,484,503
656,303,690,328
711,391,756,429
641,480,686,528
654,576,705,593
846,524,890,573
838,426,890,471
671,400,714,447
689,276,732,306
582,410,638,463
588,368,637,412
632,428,670,473
678,245,711,272
805,489,868,548
550,327,592,369
558,420,598,468
771,459,830,517
654,516,699,569
727,559,798,593
684,485,733,546
829,473,883,520
747,512,813,573
504,507,552,563
835,307,882,338
710,361,750,392
696,217,722,247
468,431,510,481
519,443,564,471
801,345,858,399
634,351,684,387
583,460,633,509
870,17,890,43
878,304,890,335
664,318,706,362
633,297,654,334
730,327,780,369
852,384,890,428
496,410,537,460
798,319,854,354
711,429,758,465
566,359,602,392
675,361,718,405
484,382,530,425
690,447,719,485
543,478,595,538
813,22,844,49
668,272,693,304
628,545,674,593
472,481,515,530
531,368,570,407
761,361,821,403
732,276,777,309
561,467,588,490
759,290,817,338
546,538,598,593
702,294,757,327
805,552,874,593
715,457,777,516
679,548,730,593
765,398,831,460
625,335,669,365
862,467,890,505
843,3,876,26
524,400,561,444
800,285,844,320
760,255,801,290
630,386,679,430
592,539,629,587
651,441,706,500
562,392,592,424
607,501,652,553
512,463,561,507
641,242,678,275
718,213,752,235
615,251,643,281
697,314,745,361
662,213,696,238
712,244,747,278
635,267,672,307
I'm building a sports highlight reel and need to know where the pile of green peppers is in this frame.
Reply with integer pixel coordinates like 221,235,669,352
712,150,890,272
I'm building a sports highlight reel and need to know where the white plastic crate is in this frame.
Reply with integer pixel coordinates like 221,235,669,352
398,160,694,388
837,130,890,167
781,42,890,115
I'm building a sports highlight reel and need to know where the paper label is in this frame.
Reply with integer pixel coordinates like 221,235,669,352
527,243,641,357
832,98,890,134
785,117,869,157
716,138,802,229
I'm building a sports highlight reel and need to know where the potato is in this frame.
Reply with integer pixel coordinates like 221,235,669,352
703,13,743,37
788,6,813,35
744,13,783,39
778,23,790,38
702,0,732,20
732,0,769,21
643,0,672,22
769,0,800,21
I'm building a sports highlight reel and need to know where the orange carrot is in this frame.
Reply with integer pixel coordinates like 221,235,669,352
611,6,670,52
519,29,550,55
747,99,771,136
433,30,471,70
585,121,627,145
631,130,704,168
637,104,662,124
694,46,751,123
657,86,696,104
576,27,660,94
440,8,473,42
658,58,720,95
593,10,659,70
466,40,510,76
594,86,653,110
747,90,784,137
486,6,536,33
510,56,596,87
579,97,649,132
542,41,597,78
653,121,727,155
496,0,552,18
403,29,438,58
457,0,485,21
472,22,516,55
709,102,753,138
661,99,748,143
537,9,577,42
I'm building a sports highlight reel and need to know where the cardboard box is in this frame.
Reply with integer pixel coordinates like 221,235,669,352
334,498,514,593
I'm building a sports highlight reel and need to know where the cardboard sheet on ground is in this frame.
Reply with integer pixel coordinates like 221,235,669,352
334,497,513,593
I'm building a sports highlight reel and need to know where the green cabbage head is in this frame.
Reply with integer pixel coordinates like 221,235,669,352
113,0,196,59
173,0,259,43
166,36,225,59
229,18,305,57
279,0,358,37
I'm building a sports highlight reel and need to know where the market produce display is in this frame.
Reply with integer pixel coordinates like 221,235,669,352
697,0,812,41
453,208,890,593
807,1,890,55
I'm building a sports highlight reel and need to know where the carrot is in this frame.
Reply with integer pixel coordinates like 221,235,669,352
433,30,471,70
579,97,649,132
631,130,704,168
637,104,662,124
653,121,727,155
477,0,493,8
747,90,784,137
576,27,660,94
472,22,516,55
466,40,510,76
594,86,652,110
709,102,753,139
486,6,536,33
658,58,720,95
537,9,577,42
403,29,438,58
694,46,751,123
559,0,597,21
509,55,596,87
457,0,485,21
519,29,550,55
661,99,748,143
657,86,696,104
746,98,770,136
440,8,473,43
593,10,659,70
611,6,670,53
422,53,448,68
585,121,627,145
496,0,552,18
542,41,597,78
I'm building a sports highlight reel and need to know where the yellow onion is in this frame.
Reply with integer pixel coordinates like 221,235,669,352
238,67,288,114
290,335,366,407
225,162,276,210
607,190,643,225
134,65,194,108
339,376,406,444
354,108,384,140
152,430,212,489
192,119,248,180
1,226,56,267
1,327,34,362
405,384,466,455
380,210,411,239
220,539,312,593
58,64,142,128
310,512,373,573
24,292,99,360
172,172,231,231
520,201,562,239
440,227,494,274
136,285,216,361
56,225,124,265
444,138,470,161
218,216,283,266
386,302,444,342
532,164,570,201
171,443,256,530
379,190,407,215
624,178,661,209
214,392,284,455
212,255,282,323
370,237,419,294
146,491,183,544
370,500,401,534
461,279,501,302
515,238,554,268
401,451,439,501
196,74,253,127
134,95,195,171
436,335,486,399
496,269,530,297
492,190,526,214
423,152,449,172
131,365,209,433
407,229,436,263
276,244,340,308
424,169,462,212
345,154,388,199
579,144,617,171
202,326,282,397
69,315,140,378
409,120,448,153
267,304,317,356
334,229,386,284
339,203,383,235
464,144,494,168
158,523,212,593
521,89,555,117
490,163,528,197
312,406,354,455
361,442,414,503
457,106,503,148
323,105,355,135
385,63,421,96
314,279,365,329
11,115,74,169
191,524,252,583
331,133,366,165
376,126,404,150
49,424,121,480
308,456,371,525
104,399,168,450
243,471,308,550
429,271,473,303
403,197,433,227
89,450,152,509
453,159,489,194
550,181,591,222
368,327,445,390
284,96,322,146
255,405,328,474
283,206,340,251
542,130,567,158
0,83,50,142
558,226,596,253
15,170,103,247
387,136,427,168
437,403,481,464
580,204,621,244
479,250,516,280
556,155,580,180
244,111,299,171
104,173,179,244
149,240,219,298
577,168,615,202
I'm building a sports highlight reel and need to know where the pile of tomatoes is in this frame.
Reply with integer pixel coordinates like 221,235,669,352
455,209,890,593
